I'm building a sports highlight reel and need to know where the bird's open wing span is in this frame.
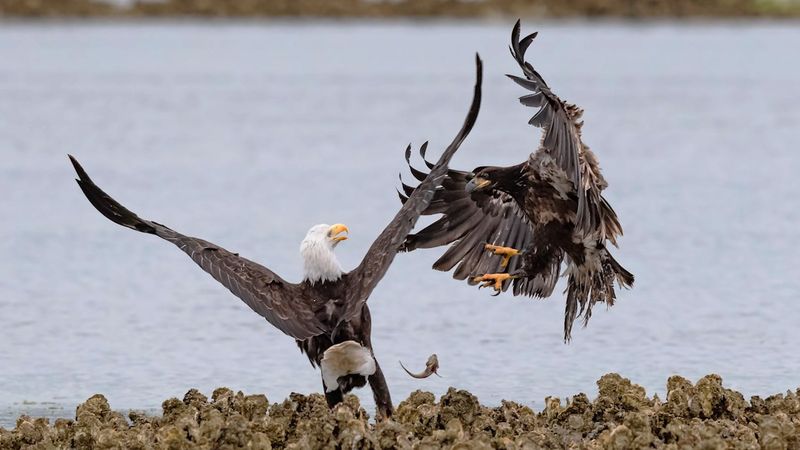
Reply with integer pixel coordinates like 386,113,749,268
69,156,326,341
398,149,559,298
341,55,483,319
508,20,622,244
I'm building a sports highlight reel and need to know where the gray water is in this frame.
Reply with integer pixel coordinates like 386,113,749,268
1,20,798,427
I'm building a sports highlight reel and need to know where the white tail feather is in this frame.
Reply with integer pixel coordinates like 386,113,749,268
320,341,376,393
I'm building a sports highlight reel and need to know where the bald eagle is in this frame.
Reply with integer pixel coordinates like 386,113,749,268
69,56,482,419
399,22,633,341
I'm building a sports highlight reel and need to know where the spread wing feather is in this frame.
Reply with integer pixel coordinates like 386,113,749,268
342,55,483,320
400,150,558,298
509,20,622,244
69,156,326,341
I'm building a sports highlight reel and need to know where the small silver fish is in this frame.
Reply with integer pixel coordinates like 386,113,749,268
399,354,440,379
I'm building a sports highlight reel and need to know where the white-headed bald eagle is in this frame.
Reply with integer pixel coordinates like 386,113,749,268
70,56,482,419
400,22,633,341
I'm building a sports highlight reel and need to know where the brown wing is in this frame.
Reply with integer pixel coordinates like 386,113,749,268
399,148,559,298
508,20,622,244
341,55,483,320
69,156,326,341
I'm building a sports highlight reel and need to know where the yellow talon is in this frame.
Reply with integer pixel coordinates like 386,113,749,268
472,273,512,292
484,244,520,268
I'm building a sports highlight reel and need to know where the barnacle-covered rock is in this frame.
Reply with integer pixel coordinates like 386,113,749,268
13,416,46,447
438,388,482,427
373,418,412,449
182,388,208,409
395,390,438,436
594,373,652,422
758,413,798,450
695,374,747,419
2,375,798,449
492,400,538,437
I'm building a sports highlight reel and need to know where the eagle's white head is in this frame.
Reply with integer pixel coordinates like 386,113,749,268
300,223,348,284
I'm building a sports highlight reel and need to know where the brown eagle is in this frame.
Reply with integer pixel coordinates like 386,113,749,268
70,56,482,419
399,22,633,341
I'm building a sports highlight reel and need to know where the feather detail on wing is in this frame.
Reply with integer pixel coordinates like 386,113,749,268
69,155,326,341
509,20,622,245
342,55,483,319
399,149,556,297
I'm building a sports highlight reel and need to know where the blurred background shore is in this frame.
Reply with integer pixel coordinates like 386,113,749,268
2,0,800,19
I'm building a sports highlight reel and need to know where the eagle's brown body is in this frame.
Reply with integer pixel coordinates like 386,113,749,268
292,277,385,410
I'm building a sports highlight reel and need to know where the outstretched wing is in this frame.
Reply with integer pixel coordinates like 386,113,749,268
399,149,557,297
69,156,326,341
341,55,483,320
508,20,622,243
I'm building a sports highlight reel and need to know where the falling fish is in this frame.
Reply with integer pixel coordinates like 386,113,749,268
399,354,440,379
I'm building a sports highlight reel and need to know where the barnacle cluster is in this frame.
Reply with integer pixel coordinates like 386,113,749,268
2,374,798,449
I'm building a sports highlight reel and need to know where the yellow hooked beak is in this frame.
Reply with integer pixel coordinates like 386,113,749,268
328,223,349,242
465,176,492,194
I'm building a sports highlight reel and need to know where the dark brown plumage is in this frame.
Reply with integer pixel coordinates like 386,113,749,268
70,55,482,419
399,22,633,341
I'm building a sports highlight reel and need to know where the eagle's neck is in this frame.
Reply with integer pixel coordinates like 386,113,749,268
301,240,344,284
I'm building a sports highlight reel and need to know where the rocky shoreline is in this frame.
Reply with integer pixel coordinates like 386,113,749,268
1,373,798,449
1,0,800,18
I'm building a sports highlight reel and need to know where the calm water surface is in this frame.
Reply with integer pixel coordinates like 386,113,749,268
1,21,798,426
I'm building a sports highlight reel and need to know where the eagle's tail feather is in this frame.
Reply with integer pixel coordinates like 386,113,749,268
562,247,633,342
609,252,634,288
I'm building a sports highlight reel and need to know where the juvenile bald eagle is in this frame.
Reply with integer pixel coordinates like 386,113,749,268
70,56,482,419
399,22,633,341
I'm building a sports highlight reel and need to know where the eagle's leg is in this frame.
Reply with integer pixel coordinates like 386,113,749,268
368,359,393,420
472,272,519,292
322,375,344,408
484,244,521,268
324,389,344,408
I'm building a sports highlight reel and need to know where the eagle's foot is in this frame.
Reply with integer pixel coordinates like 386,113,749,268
484,244,520,268
473,273,513,293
